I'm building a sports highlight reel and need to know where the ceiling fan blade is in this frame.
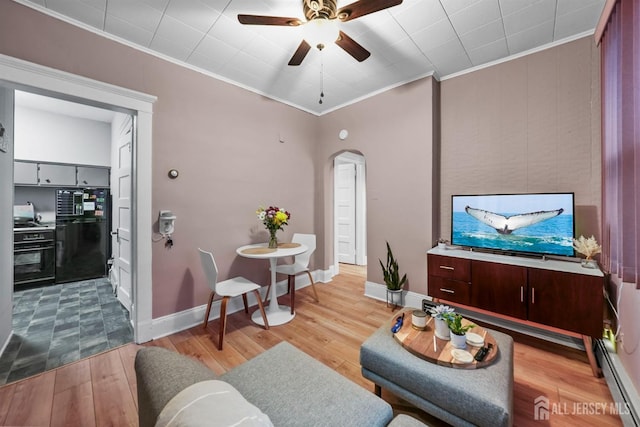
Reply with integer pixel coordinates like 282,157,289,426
288,40,312,66
238,14,303,26
335,31,370,62
337,0,403,22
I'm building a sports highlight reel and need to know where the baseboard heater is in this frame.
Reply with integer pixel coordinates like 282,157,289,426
596,340,640,426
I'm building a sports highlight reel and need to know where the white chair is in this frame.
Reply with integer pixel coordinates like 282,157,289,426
268,233,320,314
198,248,269,350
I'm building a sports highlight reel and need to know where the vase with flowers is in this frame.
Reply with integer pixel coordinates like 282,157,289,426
572,235,601,269
257,206,291,248
428,304,455,340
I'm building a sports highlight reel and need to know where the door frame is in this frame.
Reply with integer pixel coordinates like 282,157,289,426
0,53,156,343
333,151,366,273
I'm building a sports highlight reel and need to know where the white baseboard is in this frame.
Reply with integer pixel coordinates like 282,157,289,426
364,281,425,309
150,269,330,340
596,341,640,426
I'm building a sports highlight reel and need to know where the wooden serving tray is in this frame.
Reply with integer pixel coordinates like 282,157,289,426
392,309,499,369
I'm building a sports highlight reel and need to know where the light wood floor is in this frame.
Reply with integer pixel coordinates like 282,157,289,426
0,265,622,426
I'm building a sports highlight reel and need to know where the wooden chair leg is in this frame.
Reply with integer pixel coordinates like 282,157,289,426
253,290,269,330
203,291,215,328
263,283,272,304
218,296,228,350
306,270,319,302
242,293,249,313
289,275,295,314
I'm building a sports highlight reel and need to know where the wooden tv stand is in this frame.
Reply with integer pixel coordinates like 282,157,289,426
427,247,604,377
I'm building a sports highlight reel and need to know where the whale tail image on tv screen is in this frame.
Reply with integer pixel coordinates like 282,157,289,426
451,193,575,257
465,206,564,235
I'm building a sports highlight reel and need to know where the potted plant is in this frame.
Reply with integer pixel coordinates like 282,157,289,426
379,242,407,308
428,304,455,339
437,238,448,249
443,313,475,349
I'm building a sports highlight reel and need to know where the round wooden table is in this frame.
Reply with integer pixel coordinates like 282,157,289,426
392,309,499,369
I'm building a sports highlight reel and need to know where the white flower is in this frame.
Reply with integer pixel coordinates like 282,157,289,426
572,235,601,259
428,304,455,320
258,211,266,220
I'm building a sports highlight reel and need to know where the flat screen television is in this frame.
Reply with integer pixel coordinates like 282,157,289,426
451,193,575,257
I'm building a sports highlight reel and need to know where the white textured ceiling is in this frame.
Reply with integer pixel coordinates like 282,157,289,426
15,0,605,115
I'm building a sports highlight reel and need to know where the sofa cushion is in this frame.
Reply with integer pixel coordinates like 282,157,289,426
135,347,218,427
221,342,393,427
155,380,273,427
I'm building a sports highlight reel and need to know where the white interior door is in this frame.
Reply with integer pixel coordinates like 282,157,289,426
111,113,133,314
0,86,15,348
336,162,356,264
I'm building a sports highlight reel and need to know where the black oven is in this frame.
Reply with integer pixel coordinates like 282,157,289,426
14,228,55,287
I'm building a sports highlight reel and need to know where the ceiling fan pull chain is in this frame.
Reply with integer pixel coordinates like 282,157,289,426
319,49,325,104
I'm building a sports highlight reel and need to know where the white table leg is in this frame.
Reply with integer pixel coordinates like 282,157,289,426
251,257,295,326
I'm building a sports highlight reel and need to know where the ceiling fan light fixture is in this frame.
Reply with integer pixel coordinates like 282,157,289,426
303,18,339,49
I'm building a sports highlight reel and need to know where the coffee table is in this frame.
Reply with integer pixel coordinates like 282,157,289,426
360,314,514,426
392,309,499,369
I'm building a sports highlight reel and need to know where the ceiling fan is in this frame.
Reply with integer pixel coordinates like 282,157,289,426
238,0,403,66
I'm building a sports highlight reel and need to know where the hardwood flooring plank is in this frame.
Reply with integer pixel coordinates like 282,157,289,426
0,266,623,426
51,380,95,427
90,350,137,426
173,335,229,375
143,336,178,351
0,382,16,425
118,344,142,408
49,359,95,427
53,359,91,394
3,370,56,426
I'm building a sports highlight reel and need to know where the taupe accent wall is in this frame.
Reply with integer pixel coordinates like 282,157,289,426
0,3,601,325
440,37,602,244
0,1,319,318
318,77,440,296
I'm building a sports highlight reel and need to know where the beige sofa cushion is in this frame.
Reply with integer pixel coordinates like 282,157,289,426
155,380,273,427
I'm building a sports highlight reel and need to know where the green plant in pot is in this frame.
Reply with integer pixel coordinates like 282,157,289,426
380,242,407,308
379,242,407,290
443,313,475,349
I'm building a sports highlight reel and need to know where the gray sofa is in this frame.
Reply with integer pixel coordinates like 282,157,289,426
135,342,429,427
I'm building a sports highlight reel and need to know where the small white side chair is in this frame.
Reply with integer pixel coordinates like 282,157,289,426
198,248,269,350
268,233,320,314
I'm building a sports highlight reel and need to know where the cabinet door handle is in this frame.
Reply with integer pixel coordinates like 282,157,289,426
439,265,454,271
440,288,455,294
520,286,524,303
531,288,535,304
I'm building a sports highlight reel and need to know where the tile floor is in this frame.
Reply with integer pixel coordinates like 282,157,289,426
0,278,132,385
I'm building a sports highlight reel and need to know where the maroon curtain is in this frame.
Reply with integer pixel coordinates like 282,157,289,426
600,0,640,287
